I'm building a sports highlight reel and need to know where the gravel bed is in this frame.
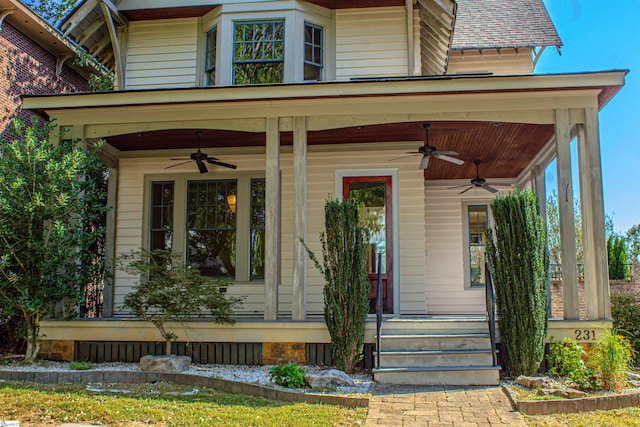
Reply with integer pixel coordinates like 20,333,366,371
1,359,374,395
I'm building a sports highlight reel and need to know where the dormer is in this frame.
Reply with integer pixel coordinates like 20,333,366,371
59,0,560,90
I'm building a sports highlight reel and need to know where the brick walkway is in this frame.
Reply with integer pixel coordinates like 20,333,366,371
365,385,527,426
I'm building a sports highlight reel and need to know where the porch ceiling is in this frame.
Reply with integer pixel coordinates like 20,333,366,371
106,121,555,180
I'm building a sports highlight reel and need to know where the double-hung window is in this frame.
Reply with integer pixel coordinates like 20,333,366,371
466,204,489,287
233,20,285,85
150,182,174,251
204,26,217,86
304,22,323,81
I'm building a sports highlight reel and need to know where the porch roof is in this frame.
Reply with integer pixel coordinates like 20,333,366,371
22,70,626,181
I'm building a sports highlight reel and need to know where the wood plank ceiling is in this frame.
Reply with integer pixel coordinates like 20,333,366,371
106,121,555,180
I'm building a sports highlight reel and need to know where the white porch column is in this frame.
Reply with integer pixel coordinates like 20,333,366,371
264,117,280,320
292,116,307,320
532,164,547,223
578,108,611,319
555,109,580,320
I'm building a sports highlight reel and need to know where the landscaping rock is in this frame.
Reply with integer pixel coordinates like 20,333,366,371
139,355,191,373
304,369,355,388
514,375,547,389
627,372,640,381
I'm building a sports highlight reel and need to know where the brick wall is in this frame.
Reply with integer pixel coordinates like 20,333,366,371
0,22,89,140
550,259,640,318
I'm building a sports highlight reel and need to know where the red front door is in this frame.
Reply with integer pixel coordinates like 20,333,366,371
343,176,393,314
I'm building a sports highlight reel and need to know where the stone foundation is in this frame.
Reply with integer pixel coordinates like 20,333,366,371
39,340,74,361
262,342,305,365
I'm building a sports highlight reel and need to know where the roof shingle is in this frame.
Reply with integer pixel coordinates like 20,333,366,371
451,0,562,50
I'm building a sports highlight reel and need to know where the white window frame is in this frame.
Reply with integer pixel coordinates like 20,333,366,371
143,172,265,283
462,199,494,289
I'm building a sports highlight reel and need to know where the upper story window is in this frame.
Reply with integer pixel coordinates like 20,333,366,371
304,22,323,81
204,26,217,86
233,20,285,85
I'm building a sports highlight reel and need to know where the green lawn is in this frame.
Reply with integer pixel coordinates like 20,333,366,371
525,407,640,426
0,381,366,427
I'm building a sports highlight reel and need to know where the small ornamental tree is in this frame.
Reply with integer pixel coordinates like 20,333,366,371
0,119,108,363
486,189,549,376
303,199,369,373
119,249,242,355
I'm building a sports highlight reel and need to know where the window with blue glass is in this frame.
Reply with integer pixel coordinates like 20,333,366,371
204,26,217,86
304,22,323,81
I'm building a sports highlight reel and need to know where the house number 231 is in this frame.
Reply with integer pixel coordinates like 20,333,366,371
575,330,596,341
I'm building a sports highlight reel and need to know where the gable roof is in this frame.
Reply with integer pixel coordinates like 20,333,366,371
451,0,562,50
0,0,98,77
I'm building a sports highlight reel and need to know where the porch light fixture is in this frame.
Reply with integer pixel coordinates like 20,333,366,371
227,194,237,213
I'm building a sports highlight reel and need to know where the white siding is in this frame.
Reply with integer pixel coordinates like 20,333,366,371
335,7,408,80
125,19,198,90
447,48,534,75
113,146,426,317
424,183,510,314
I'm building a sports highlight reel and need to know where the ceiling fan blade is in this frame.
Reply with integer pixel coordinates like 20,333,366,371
459,186,474,194
435,150,459,156
196,160,208,174
419,155,430,170
482,184,499,193
165,160,192,169
436,154,465,165
390,153,421,161
485,182,512,187
448,184,472,189
168,158,190,161
206,159,238,169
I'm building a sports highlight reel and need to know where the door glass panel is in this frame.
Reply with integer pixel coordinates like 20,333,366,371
348,181,386,274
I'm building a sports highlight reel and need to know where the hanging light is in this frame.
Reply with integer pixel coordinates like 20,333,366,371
227,194,237,213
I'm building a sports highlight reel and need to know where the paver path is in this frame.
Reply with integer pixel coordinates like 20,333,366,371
366,385,526,426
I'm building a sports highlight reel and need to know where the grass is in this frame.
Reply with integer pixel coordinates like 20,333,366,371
0,381,366,426
525,406,640,426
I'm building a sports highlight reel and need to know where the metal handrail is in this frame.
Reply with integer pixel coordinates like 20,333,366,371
485,262,498,367
375,249,383,369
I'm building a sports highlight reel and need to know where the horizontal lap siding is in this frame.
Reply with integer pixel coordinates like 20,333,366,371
114,154,285,316
335,7,408,80
447,48,533,75
125,19,198,90
425,185,505,314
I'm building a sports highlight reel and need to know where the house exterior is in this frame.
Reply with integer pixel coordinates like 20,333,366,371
0,0,92,140
23,0,625,384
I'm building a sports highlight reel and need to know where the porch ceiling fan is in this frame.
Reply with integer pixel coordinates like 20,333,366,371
392,123,464,170
165,148,237,173
449,160,511,194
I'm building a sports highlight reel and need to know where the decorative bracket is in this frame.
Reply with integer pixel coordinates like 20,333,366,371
56,54,73,76
0,8,15,31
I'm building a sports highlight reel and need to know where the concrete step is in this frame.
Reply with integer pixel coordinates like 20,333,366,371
381,317,488,334
380,333,491,351
373,365,501,386
378,349,494,368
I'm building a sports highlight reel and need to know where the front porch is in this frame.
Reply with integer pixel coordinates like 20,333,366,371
25,71,625,375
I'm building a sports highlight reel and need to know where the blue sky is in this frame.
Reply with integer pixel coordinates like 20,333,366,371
537,1,639,234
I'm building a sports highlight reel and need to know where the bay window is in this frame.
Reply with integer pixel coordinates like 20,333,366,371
233,20,285,85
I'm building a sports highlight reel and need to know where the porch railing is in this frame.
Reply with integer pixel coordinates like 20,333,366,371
484,262,498,367
375,249,383,369
549,263,634,281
